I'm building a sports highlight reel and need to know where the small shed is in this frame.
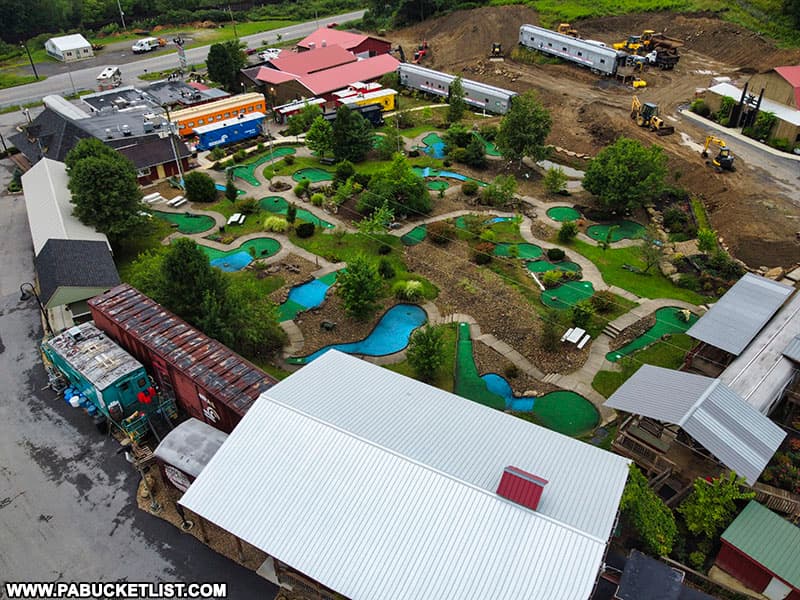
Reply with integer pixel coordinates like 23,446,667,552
45,34,94,62
716,501,800,600
154,418,228,492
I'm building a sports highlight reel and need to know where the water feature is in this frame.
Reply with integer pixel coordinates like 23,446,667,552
546,206,581,222
606,307,698,362
421,132,445,158
278,272,338,322
214,183,245,195
412,166,487,186
288,304,427,364
200,237,281,272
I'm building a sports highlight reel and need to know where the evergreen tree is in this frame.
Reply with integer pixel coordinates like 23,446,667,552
332,105,374,163
448,76,466,123
305,116,334,159
206,41,246,92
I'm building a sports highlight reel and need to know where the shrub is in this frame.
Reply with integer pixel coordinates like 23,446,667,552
235,196,259,214
663,207,689,232
479,229,496,242
310,192,324,206
334,160,355,186
590,290,615,313
225,179,238,201
561,270,581,281
233,149,247,163
546,247,565,261
558,221,578,243
428,220,454,245
393,280,423,301
479,124,498,141
377,244,392,255
209,147,225,161
183,171,217,203
295,222,315,238
378,257,395,279
283,155,295,166
508,244,519,258
472,241,494,265
571,299,595,328
286,203,297,224
263,216,288,232
544,166,568,195
769,137,791,152
461,180,479,196
690,99,711,118
294,179,310,198
504,364,519,379
541,270,563,289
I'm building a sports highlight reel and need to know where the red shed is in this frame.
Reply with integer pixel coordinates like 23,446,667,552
88,284,278,433
715,501,800,600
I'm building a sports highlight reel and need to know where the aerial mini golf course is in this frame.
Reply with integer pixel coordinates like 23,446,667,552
230,147,296,186
200,237,281,272
606,307,698,362
455,323,599,436
260,196,335,229
153,211,215,234
546,206,581,222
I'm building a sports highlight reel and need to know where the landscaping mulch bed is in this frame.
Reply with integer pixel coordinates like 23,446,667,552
608,313,657,353
263,255,321,305
472,340,558,397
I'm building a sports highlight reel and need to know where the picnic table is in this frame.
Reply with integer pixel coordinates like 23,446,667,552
227,213,246,226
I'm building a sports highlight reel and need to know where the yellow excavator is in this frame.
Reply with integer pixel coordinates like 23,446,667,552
557,23,579,37
630,96,675,135
702,136,735,171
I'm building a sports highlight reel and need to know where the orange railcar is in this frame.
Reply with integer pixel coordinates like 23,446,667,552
170,92,266,136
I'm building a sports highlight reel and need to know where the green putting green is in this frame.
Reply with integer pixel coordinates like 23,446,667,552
259,196,334,229
454,322,506,410
401,225,427,246
152,211,215,234
474,132,501,156
606,307,699,362
526,260,581,273
524,391,600,437
426,180,449,191
541,280,595,309
586,220,645,243
546,206,581,222
200,237,281,262
292,167,333,183
230,147,296,187
493,242,543,259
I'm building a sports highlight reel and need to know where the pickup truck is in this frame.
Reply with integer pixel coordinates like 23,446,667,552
131,37,164,54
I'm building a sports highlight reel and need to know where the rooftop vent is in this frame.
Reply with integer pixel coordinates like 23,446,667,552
121,124,132,136
143,120,154,133
308,42,316,50
105,128,113,139
497,466,548,511
321,40,327,47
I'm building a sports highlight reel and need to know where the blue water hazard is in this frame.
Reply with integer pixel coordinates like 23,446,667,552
295,304,427,363
210,251,252,272
487,216,513,224
481,373,535,411
288,278,330,309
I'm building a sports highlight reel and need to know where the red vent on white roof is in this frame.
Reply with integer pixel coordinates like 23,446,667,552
496,466,548,511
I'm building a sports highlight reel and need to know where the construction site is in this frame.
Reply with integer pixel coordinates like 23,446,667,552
392,5,800,268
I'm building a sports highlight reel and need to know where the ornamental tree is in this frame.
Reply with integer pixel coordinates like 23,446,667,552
332,105,374,163
337,254,383,319
678,472,755,539
447,76,466,123
407,325,445,381
305,116,334,159
620,464,677,556
496,91,552,165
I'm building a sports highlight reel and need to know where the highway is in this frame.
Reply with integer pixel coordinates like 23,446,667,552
0,9,366,108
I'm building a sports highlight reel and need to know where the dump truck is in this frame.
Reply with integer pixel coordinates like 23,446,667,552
630,96,674,135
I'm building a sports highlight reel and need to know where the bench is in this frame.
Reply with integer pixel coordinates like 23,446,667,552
167,195,184,207
173,198,187,208
227,213,242,226
576,334,591,350
560,327,574,343
142,192,161,203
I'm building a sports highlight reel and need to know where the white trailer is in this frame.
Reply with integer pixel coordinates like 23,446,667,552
518,24,626,76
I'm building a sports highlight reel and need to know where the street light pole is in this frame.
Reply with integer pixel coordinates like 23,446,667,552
20,42,39,81
116,0,126,30
19,282,54,336
228,3,239,41
161,105,185,187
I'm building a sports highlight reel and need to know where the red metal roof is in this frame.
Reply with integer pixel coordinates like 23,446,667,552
270,46,356,75
298,27,368,51
496,465,548,511
88,284,278,415
301,54,399,95
774,65,800,107
187,81,210,91
256,67,299,85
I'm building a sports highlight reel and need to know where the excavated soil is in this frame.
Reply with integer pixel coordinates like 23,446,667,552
391,6,800,268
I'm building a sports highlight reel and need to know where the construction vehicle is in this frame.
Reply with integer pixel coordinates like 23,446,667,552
640,30,683,53
490,43,504,60
394,45,407,63
613,35,645,53
702,136,735,171
630,96,675,135
556,23,580,37
614,30,683,60
413,41,429,64
644,49,680,70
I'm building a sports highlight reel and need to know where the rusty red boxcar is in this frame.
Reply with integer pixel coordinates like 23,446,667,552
88,284,278,434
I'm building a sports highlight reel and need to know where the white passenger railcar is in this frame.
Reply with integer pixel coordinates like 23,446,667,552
397,63,517,114
518,24,626,76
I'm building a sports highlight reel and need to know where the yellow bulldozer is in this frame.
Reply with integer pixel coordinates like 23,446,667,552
615,30,683,54
702,136,735,171
557,23,579,37
630,96,674,135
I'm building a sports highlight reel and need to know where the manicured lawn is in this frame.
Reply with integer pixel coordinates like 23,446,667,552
571,239,708,304
114,219,174,280
0,72,40,90
384,323,457,392
591,333,695,398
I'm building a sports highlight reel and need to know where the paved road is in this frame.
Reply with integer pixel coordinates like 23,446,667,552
0,159,277,597
0,10,366,108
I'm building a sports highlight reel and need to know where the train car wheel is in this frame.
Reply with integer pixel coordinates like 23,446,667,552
93,416,109,434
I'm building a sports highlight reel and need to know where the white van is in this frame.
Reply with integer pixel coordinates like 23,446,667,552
132,37,161,54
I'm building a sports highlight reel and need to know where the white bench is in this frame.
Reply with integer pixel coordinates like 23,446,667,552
576,334,591,350
560,327,574,343
142,192,161,203
167,195,184,207
228,213,245,226
172,198,188,208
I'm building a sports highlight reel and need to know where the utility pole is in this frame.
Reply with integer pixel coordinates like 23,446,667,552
228,3,238,40
161,105,185,187
116,0,126,30
20,42,39,81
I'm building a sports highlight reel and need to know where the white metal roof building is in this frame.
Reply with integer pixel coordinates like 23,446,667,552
604,365,786,484
181,351,631,600
687,273,794,356
45,34,94,62
21,158,111,256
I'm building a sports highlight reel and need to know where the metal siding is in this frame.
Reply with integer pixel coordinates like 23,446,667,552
518,24,620,76
686,273,793,355
717,542,773,592
181,397,609,600
783,335,800,363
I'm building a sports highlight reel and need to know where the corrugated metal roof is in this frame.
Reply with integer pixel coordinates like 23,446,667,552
255,67,299,85
262,351,630,540
686,273,794,355
88,284,277,415
709,82,800,126
47,34,92,52
181,354,629,600
301,54,399,95
270,46,356,75
722,501,800,589
153,418,228,478
784,335,800,362
298,27,369,51
604,365,785,484
21,158,111,256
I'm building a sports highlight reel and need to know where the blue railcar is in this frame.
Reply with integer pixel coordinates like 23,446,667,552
194,111,266,150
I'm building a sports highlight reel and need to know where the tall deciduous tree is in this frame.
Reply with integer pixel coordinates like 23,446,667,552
407,325,445,381
206,41,245,92
184,171,217,203
332,105,374,163
337,254,382,319
305,116,334,159
620,464,677,556
65,139,145,238
496,91,552,165
448,76,466,123
637,224,663,274
583,137,668,212
361,153,431,216
287,103,323,136
678,473,755,539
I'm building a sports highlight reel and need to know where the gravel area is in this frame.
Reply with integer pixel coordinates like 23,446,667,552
472,341,558,396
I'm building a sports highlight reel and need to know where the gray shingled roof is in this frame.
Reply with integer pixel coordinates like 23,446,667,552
34,239,120,307
604,365,786,484
686,273,793,355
